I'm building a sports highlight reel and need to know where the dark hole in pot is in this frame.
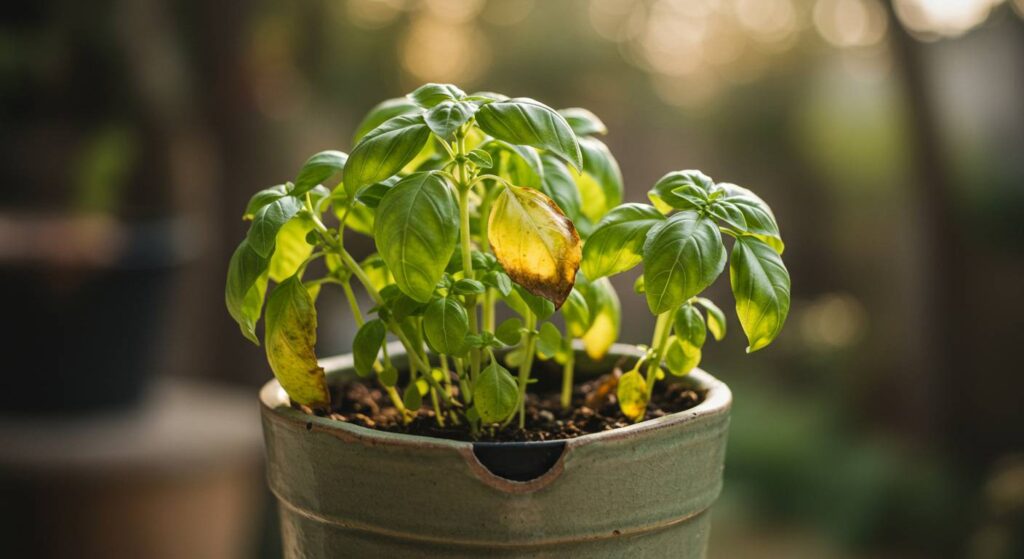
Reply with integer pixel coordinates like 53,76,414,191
471,440,566,482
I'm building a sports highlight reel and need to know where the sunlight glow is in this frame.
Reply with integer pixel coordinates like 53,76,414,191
813,0,889,48
894,0,1005,39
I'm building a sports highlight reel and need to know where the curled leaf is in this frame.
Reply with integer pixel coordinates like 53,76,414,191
580,277,620,361
488,185,582,308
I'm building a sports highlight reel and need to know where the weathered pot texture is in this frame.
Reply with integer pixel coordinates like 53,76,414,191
259,343,732,558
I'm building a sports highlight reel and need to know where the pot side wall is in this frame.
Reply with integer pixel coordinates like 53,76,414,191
260,345,731,558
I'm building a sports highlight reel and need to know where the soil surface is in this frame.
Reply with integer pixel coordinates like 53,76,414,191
302,369,703,442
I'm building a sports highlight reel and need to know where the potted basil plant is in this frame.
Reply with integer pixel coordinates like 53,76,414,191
228,84,790,558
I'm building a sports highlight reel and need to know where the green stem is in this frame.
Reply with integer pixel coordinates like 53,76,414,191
560,333,575,410
645,312,674,399
457,162,482,388
515,310,538,429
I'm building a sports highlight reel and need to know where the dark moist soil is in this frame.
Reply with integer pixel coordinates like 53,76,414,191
300,370,703,443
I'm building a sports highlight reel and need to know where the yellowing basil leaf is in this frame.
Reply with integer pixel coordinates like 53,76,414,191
374,172,458,302
474,362,519,424
476,98,583,171
664,336,701,377
674,303,707,349
696,297,727,341
574,137,623,219
648,170,714,215
344,114,431,195
617,367,647,421
730,235,791,352
488,185,582,308
264,276,330,407
562,288,591,338
582,203,664,280
269,216,314,283
580,277,620,360
642,211,726,314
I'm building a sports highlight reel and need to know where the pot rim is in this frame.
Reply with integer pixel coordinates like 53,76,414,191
260,342,731,452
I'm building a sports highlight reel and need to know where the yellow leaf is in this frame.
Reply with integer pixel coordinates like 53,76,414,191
581,277,620,361
488,185,582,308
617,367,648,421
265,276,330,408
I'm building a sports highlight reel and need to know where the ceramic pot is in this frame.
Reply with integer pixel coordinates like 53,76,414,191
259,343,731,558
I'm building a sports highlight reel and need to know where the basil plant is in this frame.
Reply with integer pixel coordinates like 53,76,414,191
226,83,790,432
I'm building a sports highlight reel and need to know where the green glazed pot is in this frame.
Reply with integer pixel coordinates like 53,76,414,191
259,343,732,558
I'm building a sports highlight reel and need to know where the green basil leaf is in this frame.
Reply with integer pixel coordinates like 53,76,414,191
246,195,303,258
476,98,583,171
292,150,347,197
482,270,513,297
642,211,726,314
355,176,400,209
633,275,645,294
574,137,623,222
479,140,544,189
344,114,431,195
474,361,519,424
540,154,584,228
408,83,466,108
710,183,784,253
695,297,727,341
503,284,556,321
354,97,420,143
452,278,485,295
466,149,493,168
582,203,664,280
495,317,523,345
423,297,469,355
537,321,563,359
674,303,707,349
730,235,790,352
403,383,423,411
562,288,591,338
243,184,288,220
579,277,620,360
558,107,607,136
469,91,508,102
648,170,714,215
225,239,270,344
353,319,386,378
264,276,330,407
269,216,314,282
360,254,393,293
374,172,458,302
424,100,478,140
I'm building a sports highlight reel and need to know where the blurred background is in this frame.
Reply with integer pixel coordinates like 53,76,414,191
2,0,1023,557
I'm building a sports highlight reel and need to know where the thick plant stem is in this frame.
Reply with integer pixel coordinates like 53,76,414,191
560,335,575,409
645,311,674,398
457,186,482,386
516,310,538,429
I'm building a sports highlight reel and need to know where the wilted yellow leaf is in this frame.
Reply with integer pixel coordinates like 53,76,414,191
488,185,582,308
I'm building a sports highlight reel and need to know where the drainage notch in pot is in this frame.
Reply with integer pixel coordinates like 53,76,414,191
471,440,566,482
